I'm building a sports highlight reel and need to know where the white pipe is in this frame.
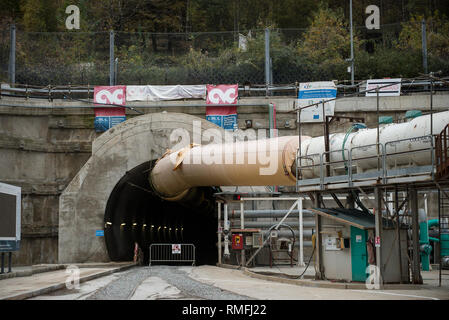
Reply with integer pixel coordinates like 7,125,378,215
229,220,315,228
150,111,449,202
300,110,449,179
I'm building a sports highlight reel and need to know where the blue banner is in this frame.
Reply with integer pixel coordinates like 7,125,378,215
94,116,126,132
297,82,337,122
298,89,337,99
206,114,238,131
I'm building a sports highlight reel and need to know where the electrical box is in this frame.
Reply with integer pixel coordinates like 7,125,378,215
252,233,263,248
232,234,244,250
245,235,253,247
324,236,341,251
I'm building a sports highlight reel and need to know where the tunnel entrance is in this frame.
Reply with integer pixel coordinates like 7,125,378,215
104,161,218,265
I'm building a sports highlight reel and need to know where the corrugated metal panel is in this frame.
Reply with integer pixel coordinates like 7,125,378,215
309,208,375,230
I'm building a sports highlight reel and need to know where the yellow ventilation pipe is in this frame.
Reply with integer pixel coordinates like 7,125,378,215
150,136,311,201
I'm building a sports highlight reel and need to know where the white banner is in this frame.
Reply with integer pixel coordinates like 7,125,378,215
365,78,401,96
297,81,337,123
126,85,206,102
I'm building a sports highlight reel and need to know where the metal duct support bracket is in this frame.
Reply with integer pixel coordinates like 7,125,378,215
173,143,200,171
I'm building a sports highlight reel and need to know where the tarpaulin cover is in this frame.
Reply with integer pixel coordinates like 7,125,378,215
126,85,206,101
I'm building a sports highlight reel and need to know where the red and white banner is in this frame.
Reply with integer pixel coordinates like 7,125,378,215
206,84,238,105
94,86,126,106
93,86,126,132
206,84,238,131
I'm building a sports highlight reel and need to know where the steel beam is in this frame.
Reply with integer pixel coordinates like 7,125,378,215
410,188,423,284
314,193,323,280
374,187,384,288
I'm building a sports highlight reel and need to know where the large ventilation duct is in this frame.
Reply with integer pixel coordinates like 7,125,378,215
149,111,449,200
150,136,309,201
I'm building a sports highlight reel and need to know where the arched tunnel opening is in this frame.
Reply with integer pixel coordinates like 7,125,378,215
104,160,218,265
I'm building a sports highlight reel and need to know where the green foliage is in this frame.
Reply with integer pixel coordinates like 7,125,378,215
2,1,449,85
298,6,362,64
398,11,449,57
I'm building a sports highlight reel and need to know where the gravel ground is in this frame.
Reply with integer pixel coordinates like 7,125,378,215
87,267,151,300
86,266,251,300
148,265,251,300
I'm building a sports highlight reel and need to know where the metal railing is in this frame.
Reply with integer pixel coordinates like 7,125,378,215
296,135,436,191
436,124,449,179
149,243,195,266
1,78,449,101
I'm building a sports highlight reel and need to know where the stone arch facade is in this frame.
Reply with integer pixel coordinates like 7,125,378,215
58,112,224,263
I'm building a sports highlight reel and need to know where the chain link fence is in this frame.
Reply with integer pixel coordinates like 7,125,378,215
1,24,448,90
0,28,10,83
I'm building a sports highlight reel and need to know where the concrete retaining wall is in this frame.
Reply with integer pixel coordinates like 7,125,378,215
0,93,447,264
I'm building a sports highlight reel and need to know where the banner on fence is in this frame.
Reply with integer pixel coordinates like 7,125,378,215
93,86,126,132
297,81,336,123
172,244,181,254
206,84,238,131
126,85,206,102
365,78,401,97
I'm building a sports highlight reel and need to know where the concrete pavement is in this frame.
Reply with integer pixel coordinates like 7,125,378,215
2,263,448,300
0,262,135,300
187,265,449,300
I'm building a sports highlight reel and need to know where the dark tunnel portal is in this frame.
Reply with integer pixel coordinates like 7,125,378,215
104,161,218,265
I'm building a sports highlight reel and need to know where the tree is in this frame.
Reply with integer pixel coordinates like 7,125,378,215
21,0,59,31
297,6,362,64
398,11,449,57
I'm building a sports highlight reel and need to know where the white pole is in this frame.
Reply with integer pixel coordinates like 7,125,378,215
349,0,354,85
298,198,304,266
240,200,245,229
224,203,230,257
240,200,245,266
217,202,222,265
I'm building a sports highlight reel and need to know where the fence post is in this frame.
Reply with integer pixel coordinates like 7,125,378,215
421,19,428,75
114,58,118,85
109,30,115,86
264,28,271,96
9,24,15,85
349,0,354,85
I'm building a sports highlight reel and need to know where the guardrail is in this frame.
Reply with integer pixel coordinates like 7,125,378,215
296,135,436,191
1,78,448,101
149,243,195,266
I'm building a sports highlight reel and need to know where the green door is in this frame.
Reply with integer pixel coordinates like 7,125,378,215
350,226,368,282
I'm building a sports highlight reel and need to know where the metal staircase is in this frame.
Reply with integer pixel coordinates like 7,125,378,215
436,122,449,286
437,187,449,286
